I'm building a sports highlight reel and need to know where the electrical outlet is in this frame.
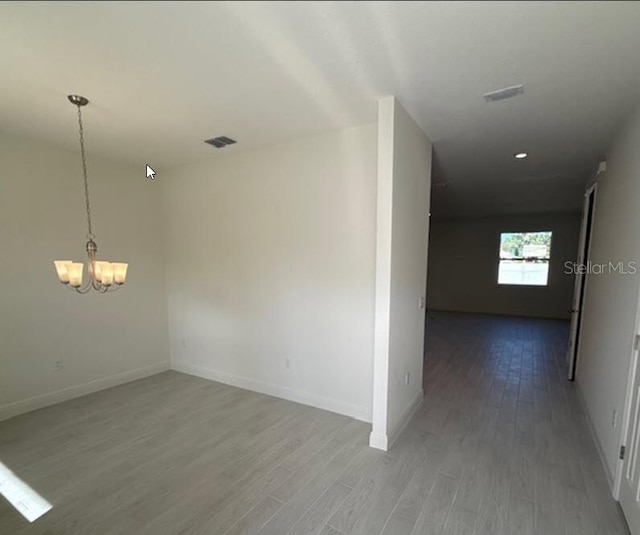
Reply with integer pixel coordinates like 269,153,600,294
612,409,618,428
418,296,425,309
405,372,410,386
54,360,64,371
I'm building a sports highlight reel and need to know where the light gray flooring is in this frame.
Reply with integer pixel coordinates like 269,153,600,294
0,312,630,534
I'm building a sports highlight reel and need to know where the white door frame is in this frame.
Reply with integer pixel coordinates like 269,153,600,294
614,284,640,500
567,183,597,380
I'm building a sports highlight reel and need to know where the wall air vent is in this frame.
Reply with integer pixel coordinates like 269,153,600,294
205,136,237,148
483,84,524,102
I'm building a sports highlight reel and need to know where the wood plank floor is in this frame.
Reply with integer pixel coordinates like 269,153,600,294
0,311,630,534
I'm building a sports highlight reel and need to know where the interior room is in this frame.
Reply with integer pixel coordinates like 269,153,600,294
2,2,640,534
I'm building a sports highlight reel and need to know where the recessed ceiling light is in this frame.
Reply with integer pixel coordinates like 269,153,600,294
514,152,528,160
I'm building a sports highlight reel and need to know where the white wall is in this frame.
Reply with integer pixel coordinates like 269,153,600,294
0,133,170,420
427,213,581,319
577,105,640,487
370,97,432,450
162,124,377,421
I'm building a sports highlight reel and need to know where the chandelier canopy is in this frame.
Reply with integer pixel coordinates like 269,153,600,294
54,95,128,293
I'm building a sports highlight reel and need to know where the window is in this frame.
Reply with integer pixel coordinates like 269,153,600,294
498,231,552,286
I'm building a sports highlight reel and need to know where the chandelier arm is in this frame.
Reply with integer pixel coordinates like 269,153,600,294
73,282,93,294
76,104,94,240
91,277,105,292
70,274,93,293
90,276,110,293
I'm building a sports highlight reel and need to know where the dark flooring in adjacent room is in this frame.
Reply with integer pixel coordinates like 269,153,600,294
0,312,629,534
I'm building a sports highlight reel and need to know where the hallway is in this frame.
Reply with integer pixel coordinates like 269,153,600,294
416,311,629,534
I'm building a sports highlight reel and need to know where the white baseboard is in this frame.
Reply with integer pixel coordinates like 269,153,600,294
388,389,424,449
368,389,423,452
0,362,170,422
575,380,615,492
171,361,371,423
369,431,389,451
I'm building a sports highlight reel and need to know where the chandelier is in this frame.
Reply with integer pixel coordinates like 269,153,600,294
53,95,128,293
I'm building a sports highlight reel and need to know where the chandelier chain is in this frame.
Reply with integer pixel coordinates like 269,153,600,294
76,104,93,240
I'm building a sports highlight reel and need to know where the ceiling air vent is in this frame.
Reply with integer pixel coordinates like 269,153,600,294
205,136,237,148
483,84,524,102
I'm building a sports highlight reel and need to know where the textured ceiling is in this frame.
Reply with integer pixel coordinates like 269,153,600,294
1,1,640,216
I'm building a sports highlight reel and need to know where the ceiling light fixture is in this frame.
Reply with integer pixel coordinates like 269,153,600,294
53,95,128,293
514,152,528,160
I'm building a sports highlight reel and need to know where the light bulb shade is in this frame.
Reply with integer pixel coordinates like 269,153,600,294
113,263,128,284
101,263,114,286
54,260,72,283
68,263,84,287
94,261,109,283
